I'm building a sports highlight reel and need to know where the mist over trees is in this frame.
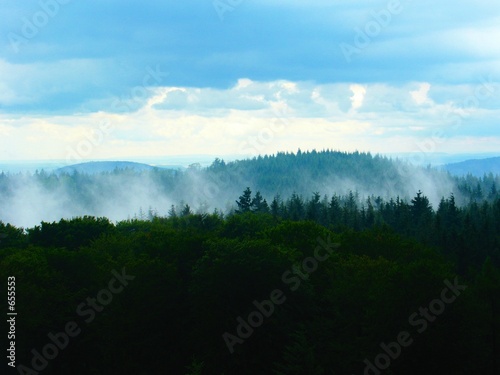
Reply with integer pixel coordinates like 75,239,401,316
0,150,499,227
1,150,499,374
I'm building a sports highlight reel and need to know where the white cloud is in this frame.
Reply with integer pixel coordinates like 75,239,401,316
1,79,499,161
410,82,432,105
349,84,366,111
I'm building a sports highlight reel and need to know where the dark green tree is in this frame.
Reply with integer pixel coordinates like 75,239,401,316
410,190,433,240
236,187,253,213
251,191,269,213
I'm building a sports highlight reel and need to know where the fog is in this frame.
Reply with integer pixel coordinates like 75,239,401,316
0,154,486,229
0,172,173,228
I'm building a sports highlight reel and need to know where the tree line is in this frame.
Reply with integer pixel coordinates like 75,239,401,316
0,185,499,374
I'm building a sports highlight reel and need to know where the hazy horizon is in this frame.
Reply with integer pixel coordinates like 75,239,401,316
2,150,500,165
1,0,499,226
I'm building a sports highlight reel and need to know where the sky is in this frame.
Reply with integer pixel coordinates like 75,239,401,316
1,0,499,164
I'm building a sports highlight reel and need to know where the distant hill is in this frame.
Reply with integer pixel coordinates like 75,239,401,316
1,150,499,227
56,161,159,174
443,157,500,177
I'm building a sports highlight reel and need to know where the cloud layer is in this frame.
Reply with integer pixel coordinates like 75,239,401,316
1,0,499,159
1,78,499,163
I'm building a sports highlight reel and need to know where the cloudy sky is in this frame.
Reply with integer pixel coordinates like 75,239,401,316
1,0,499,163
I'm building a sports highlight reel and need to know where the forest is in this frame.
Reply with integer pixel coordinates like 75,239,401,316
1,150,499,227
1,179,499,374
3,0,498,373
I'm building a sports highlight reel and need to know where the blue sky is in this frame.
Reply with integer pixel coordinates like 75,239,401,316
1,0,499,162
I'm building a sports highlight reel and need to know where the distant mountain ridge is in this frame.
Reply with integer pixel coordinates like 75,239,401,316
56,161,159,174
443,157,500,177
1,149,499,227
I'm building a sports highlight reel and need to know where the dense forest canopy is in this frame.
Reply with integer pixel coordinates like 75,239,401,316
1,150,499,374
1,187,499,374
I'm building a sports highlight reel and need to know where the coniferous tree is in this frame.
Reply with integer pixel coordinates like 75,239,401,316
180,203,192,217
168,204,177,218
365,196,375,228
410,190,433,240
270,195,282,219
329,194,342,229
306,192,321,222
489,183,498,200
319,194,330,227
251,191,270,213
288,192,305,220
236,187,253,213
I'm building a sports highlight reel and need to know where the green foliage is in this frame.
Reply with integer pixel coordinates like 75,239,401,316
185,358,204,375
274,329,325,375
236,187,253,213
0,186,499,374
0,221,26,248
27,216,115,250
